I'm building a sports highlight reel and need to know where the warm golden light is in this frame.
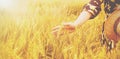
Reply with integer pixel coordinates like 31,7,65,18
0,0,119,59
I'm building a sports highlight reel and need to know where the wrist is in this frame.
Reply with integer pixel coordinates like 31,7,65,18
73,22,78,27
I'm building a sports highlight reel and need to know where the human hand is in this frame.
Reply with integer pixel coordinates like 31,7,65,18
52,22,76,37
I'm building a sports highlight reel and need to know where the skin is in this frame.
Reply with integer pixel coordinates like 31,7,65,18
52,10,92,36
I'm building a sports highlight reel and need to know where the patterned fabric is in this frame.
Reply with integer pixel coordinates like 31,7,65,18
83,0,120,19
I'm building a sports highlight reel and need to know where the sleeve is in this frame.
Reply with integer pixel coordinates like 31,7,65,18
83,0,103,19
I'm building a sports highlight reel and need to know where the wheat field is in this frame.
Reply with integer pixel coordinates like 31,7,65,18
0,0,120,59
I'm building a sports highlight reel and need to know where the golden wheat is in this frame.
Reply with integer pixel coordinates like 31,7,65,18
0,0,120,59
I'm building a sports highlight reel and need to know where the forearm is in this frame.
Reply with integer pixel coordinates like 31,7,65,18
73,0,103,27
73,10,91,27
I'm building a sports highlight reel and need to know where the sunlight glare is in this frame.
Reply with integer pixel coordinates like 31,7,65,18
0,0,14,9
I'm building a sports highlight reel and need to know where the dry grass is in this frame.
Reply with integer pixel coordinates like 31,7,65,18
0,0,120,59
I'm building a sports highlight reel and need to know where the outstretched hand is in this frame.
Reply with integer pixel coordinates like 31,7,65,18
52,22,76,37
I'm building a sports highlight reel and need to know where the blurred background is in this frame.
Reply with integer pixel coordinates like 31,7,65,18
0,0,120,59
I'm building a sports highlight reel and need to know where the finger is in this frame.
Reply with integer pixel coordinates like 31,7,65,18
51,29,64,37
51,29,59,35
52,28,62,35
52,25,61,31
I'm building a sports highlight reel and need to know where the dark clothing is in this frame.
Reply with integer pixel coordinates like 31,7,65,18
83,0,120,19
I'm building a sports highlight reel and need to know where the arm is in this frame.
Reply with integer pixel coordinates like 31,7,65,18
74,0,103,27
52,0,103,36
73,10,91,27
